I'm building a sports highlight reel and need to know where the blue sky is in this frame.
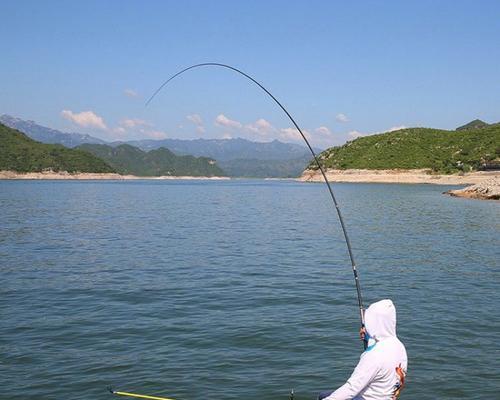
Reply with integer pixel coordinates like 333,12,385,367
1,0,499,148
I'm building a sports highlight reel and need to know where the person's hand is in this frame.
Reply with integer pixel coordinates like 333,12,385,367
359,327,366,341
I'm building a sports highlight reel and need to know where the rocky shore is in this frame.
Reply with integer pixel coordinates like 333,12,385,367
0,170,230,180
445,178,500,200
299,168,499,185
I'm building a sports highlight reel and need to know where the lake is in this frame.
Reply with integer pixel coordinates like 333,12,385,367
1,180,498,400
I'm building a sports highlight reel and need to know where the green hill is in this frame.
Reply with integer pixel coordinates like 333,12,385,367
456,119,489,131
311,124,500,174
0,122,115,173
78,143,226,176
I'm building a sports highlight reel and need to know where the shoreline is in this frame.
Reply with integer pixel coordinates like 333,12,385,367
445,178,500,200
299,168,499,185
0,171,230,180
1,169,499,185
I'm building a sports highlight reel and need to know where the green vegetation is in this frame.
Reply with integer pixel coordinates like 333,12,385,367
78,143,226,176
0,123,115,173
311,124,500,174
456,119,490,131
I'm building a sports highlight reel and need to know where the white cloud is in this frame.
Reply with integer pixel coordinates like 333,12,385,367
60,109,170,141
212,113,314,143
120,118,150,128
210,114,332,147
215,114,242,129
186,114,205,134
347,130,364,139
222,133,232,139
146,130,168,139
245,118,275,137
124,89,138,97
279,127,311,141
336,113,349,123
315,126,333,136
345,125,406,141
113,118,168,140
61,110,107,130
113,127,126,134
386,125,407,132
187,114,203,126
135,127,167,139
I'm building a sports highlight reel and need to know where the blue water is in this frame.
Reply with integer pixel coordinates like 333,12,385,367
1,180,499,400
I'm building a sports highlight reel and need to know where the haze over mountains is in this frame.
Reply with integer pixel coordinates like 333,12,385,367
117,137,315,161
0,115,313,177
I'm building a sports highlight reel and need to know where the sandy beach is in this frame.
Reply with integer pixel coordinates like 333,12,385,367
0,170,230,180
299,168,499,185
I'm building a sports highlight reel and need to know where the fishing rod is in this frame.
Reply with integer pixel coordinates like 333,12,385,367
108,387,295,400
109,386,175,400
146,63,366,334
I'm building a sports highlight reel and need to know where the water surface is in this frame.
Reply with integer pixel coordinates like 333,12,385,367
1,180,499,400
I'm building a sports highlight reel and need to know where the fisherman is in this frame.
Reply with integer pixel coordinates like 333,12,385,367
318,299,407,400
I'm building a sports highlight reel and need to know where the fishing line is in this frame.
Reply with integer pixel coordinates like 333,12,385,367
146,62,366,332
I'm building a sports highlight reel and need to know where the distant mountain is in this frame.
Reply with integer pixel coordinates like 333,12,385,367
0,114,106,147
0,123,115,173
112,137,315,178
78,143,225,177
112,137,316,162
3,115,315,177
219,155,312,178
456,119,490,131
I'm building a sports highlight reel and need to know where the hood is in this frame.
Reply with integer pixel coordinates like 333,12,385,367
364,299,397,341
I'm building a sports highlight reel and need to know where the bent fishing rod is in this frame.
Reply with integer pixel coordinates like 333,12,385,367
146,63,365,332
108,63,366,400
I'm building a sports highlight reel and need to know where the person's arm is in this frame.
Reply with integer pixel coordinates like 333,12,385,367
324,351,379,400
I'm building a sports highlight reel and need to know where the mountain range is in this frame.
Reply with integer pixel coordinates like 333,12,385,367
0,115,106,147
114,137,316,161
0,122,225,176
0,115,314,177
78,143,224,177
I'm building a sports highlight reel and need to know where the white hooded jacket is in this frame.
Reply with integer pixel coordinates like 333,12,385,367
325,299,408,400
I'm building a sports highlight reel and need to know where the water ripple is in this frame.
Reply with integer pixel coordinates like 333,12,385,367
0,180,498,399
